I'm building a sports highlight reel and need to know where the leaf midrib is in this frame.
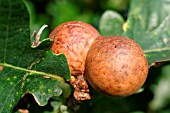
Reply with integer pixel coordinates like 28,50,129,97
0,63,65,82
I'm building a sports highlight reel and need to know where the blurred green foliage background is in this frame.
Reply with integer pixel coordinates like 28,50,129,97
26,0,129,39
23,0,170,113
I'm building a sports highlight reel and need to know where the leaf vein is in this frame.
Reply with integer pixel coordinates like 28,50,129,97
0,63,65,82
144,47,170,53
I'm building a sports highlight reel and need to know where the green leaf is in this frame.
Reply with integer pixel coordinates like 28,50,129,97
44,101,69,113
58,82,72,99
0,0,70,112
123,0,170,66
99,10,124,36
33,51,70,81
24,74,63,106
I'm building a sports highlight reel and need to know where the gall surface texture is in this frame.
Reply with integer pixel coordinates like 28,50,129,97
85,36,148,96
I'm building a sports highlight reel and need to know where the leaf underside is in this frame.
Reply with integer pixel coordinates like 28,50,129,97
99,0,170,66
123,0,170,66
99,10,125,36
